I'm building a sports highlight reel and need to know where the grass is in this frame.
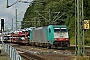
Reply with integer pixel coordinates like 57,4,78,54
0,55,11,60
70,36,90,46
0,56,6,60
70,36,75,45
0,50,11,60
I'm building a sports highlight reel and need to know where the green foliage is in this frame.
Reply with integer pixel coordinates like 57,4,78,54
22,0,90,45
84,0,90,19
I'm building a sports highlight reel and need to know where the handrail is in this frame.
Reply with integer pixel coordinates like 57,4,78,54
2,43,22,60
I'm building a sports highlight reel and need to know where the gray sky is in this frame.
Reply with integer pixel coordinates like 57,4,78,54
0,0,33,31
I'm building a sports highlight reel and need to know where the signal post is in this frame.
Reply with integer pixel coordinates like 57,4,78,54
1,19,4,46
72,0,90,60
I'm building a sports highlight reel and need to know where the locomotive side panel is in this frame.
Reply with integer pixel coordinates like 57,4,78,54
32,27,49,43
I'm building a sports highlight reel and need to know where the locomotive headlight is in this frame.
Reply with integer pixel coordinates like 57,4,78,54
65,38,69,40
55,38,57,40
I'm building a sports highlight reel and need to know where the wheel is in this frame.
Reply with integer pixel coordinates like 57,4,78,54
65,41,70,47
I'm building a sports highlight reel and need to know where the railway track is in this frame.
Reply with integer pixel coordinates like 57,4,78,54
6,43,90,60
8,44,46,60
16,47,72,60
20,52,45,60
8,43,73,60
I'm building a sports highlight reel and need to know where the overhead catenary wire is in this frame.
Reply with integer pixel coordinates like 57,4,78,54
5,0,33,30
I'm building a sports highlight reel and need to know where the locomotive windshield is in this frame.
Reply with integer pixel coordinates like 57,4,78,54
54,28,67,32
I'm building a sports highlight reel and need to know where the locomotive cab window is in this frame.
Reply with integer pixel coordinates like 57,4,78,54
54,29,60,32
60,28,67,32
54,28,60,32
49,28,51,33
54,28,67,32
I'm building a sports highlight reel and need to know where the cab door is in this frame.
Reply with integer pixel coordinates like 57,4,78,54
47,27,54,44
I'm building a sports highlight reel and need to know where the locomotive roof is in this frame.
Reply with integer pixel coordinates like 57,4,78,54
49,25,67,28
34,25,67,30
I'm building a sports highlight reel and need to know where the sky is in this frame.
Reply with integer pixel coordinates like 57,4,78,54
0,0,33,31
